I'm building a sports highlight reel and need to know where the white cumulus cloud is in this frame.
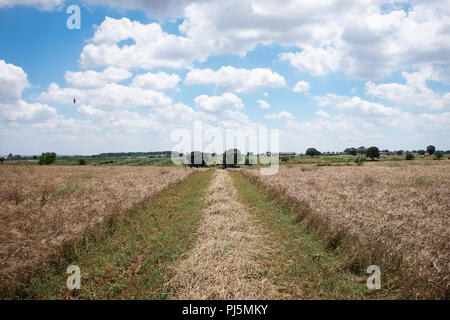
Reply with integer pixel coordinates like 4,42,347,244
0,60,57,122
185,66,286,93
365,68,450,110
281,47,340,76
257,99,270,109
39,82,172,109
316,110,330,118
194,93,243,113
264,111,294,120
293,80,311,93
132,72,181,91
79,17,206,70
0,59,29,104
77,104,106,117
65,67,132,89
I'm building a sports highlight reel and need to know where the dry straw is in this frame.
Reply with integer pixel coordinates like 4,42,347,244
244,163,450,299
166,169,287,299
0,165,193,297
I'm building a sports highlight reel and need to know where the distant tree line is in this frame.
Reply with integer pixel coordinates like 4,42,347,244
184,149,244,168
305,144,447,161
2,144,448,167
91,151,172,158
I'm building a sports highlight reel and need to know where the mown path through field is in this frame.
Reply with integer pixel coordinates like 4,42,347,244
166,169,290,299
18,168,371,299
166,169,373,300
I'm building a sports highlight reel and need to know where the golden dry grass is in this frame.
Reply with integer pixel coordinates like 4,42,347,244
166,169,286,299
0,165,193,296
244,162,450,298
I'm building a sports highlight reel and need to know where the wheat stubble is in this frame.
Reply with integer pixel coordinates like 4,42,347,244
167,169,286,299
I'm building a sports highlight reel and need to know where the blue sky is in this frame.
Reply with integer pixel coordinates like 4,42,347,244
1,0,449,155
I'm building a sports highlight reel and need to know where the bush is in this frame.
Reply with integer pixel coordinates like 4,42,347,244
0,157,5,164
38,152,56,165
355,157,366,166
244,155,257,166
280,156,290,163
417,150,426,155
434,151,443,160
79,159,87,165
405,153,414,160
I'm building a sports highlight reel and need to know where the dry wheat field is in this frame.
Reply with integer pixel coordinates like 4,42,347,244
1,161,449,299
244,162,450,298
0,165,193,293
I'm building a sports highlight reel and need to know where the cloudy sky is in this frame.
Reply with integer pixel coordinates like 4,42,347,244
1,0,449,155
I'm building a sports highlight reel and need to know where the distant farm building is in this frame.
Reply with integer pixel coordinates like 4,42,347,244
266,152,296,157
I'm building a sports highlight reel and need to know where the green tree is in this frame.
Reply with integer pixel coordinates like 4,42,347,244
357,146,367,155
305,148,321,156
0,157,5,164
427,145,436,155
38,152,57,165
344,147,357,156
7,153,13,160
366,146,380,160
417,150,426,155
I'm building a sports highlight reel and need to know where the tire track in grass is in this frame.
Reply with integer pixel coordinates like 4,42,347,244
230,171,375,299
166,169,290,299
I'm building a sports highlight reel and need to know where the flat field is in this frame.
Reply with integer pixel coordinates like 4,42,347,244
0,165,192,294
244,161,450,298
1,161,448,299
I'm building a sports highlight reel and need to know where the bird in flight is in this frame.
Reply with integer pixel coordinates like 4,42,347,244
73,98,76,104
